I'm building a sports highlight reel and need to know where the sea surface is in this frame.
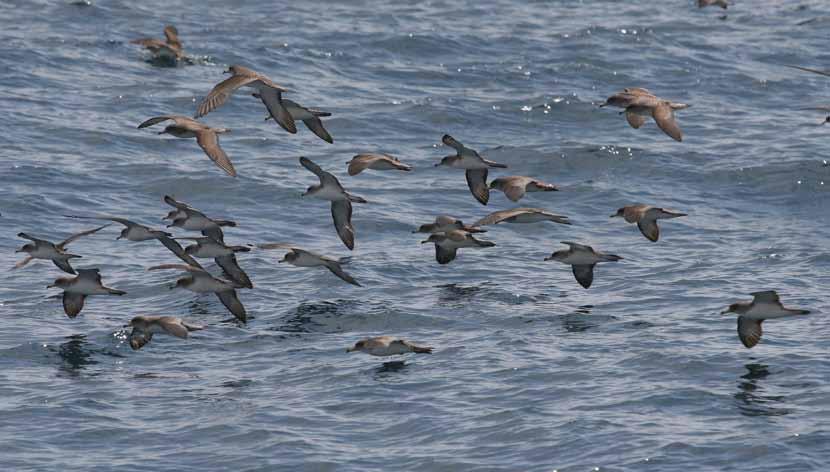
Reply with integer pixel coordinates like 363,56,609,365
1,0,829,470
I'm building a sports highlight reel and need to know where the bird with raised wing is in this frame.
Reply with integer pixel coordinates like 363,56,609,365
347,153,412,176
435,134,507,205
347,336,433,356
601,88,689,142
14,224,109,274
421,230,495,264
259,243,361,286
64,215,202,269
474,208,571,227
413,215,486,234
48,268,125,318
195,65,294,134
545,242,622,289
300,156,367,250
126,315,204,350
163,195,236,243
179,236,253,289
148,264,247,322
131,25,183,62
138,116,235,177
721,291,810,349
489,176,559,202
611,204,687,242
257,93,334,143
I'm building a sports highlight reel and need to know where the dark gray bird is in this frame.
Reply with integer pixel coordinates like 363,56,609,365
148,264,247,323
14,224,109,274
179,236,253,289
47,268,126,318
413,215,486,234
259,243,360,286
300,156,367,250
545,241,622,289
64,215,203,269
257,93,334,143
474,208,570,227
163,195,236,243
611,205,687,242
421,230,495,264
435,134,507,205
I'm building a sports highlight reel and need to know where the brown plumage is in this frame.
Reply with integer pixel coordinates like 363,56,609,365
138,115,235,177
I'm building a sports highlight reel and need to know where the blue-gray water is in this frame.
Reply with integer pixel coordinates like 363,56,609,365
2,0,830,470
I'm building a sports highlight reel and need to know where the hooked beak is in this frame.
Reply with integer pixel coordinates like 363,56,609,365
157,131,166,135
610,214,619,218
14,248,24,253
720,309,731,315
223,68,231,74
169,284,178,290
433,163,441,167
420,240,430,244
46,283,57,289
116,236,123,240
346,347,356,353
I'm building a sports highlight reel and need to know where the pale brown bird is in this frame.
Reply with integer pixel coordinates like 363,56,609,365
347,153,412,176
259,243,360,286
436,134,507,205
611,205,687,242
347,336,433,356
148,264,247,323
474,208,570,226
138,116,235,177
421,230,495,264
721,291,810,348
489,176,559,202
601,88,689,142
126,315,204,350
131,25,183,61
195,65,293,134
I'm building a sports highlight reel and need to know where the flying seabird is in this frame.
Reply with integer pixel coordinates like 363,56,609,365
545,241,622,289
435,134,507,205
611,204,687,242
131,25,183,62
413,215,486,234
138,115,235,177
721,291,810,348
489,176,559,202
195,65,294,134
125,315,204,350
163,195,236,243
601,88,689,142
257,93,334,143
347,153,412,176
148,264,247,322
48,268,126,318
300,156,367,250
259,243,361,286
474,208,570,226
14,224,109,274
421,230,495,264
179,236,253,289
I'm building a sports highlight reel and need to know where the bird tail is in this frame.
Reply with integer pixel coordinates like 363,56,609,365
600,254,622,262
214,219,237,227
412,345,433,354
347,194,368,204
485,160,508,168
107,288,127,296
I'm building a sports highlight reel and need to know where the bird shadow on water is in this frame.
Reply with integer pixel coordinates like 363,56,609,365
559,305,598,332
276,300,360,334
436,283,485,307
372,361,408,380
734,362,792,417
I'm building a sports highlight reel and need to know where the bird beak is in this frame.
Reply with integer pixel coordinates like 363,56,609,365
14,248,23,253
169,284,177,290
116,236,123,240
543,256,553,261
598,103,608,108
420,240,430,244
609,214,618,218
46,283,56,289
157,131,166,135
720,309,730,314
433,163,441,167
223,69,231,74
346,347,355,353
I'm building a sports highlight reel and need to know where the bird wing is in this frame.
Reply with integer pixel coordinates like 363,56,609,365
572,264,595,289
17,232,50,244
196,74,257,118
147,263,206,274
561,241,594,252
64,215,137,228
737,316,763,348
750,291,781,304
163,195,193,210
331,200,355,250
465,169,489,205
300,156,343,190
216,290,247,322
58,224,110,249
216,254,253,289
347,155,376,176
62,292,86,318
258,242,302,251
302,116,333,144
324,260,361,286
502,180,528,202
257,88,297,133
138,115,177,129
652,103,683,142
157,235,205,269
637,219,660,242
195,129,237,177
786,64,830,78
157,318,190,339
442,134,464,153
625,112,646,129
435,245,457,264
473,209,522,226
13,256,34,270
52,259,76,274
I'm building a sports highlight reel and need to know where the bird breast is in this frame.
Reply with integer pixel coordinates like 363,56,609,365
190,244,233,258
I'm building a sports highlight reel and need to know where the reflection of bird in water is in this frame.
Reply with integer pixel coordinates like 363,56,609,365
57,334,97,373
734,363,791,417
560,305,597,333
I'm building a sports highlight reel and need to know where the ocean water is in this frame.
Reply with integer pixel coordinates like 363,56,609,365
1,0,829,470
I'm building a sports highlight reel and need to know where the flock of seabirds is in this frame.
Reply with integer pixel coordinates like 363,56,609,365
14,1,824,357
